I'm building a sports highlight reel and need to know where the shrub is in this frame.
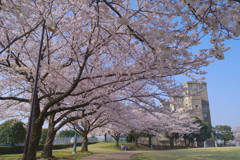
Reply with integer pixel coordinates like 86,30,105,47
0,146,24,154
0,119,26,147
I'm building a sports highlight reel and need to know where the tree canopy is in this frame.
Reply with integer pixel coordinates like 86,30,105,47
0,119,26,146
0,0,239,159
195,118,212,143
214,125,234,146
183,117,212,147
59,130,79,138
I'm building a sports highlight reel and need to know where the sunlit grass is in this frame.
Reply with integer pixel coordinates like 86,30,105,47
133,146,240,160
0,153,23,160
0,147,92,160
87,142,123,153
87,142,148,153
0,142,145,159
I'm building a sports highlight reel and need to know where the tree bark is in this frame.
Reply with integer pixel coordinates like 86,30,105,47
22,118,44,160
148,135,152,148
41,122,56,158
80,134,88,152
115,136,120,147
169,137,174,147
133,134,138,147
104,133,107,142
111,133,120,147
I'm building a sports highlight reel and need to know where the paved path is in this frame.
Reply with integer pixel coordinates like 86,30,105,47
78,151,150,160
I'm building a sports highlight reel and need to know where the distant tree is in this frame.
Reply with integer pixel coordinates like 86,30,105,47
39,129,48,145
195,118,212,147
183,133,196,147
125,133,133,143
214,125,234,146
107,125,129,147
183,117,211,147
0,119,26,146
70,107,113,152
165,132,179,147
59,130,79,137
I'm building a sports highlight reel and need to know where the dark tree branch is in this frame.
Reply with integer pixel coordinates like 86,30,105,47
0,20,44,54
0,97,30,103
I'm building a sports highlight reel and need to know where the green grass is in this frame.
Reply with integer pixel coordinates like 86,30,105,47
133,146,240,160
0,147,92,160
3,143,240,160
88,142,148,153
0,142,145,159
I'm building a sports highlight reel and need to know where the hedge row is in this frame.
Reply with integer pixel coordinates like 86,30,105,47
152,145,188,150
0,146,24,154
0,142,97,154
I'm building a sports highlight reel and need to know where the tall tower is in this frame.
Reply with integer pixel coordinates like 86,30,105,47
183,81,211,124
169,81,212,124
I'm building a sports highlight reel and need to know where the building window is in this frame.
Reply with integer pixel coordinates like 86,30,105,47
195,105,198,109
204,113,207,118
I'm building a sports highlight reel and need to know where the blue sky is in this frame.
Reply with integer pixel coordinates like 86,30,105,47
177,38,240,129
204,40,240,129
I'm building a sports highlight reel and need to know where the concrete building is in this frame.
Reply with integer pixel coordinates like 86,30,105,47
167,81,216,147
169,81,212,124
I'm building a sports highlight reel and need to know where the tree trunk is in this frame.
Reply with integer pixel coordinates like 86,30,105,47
148,135,152,148
115,137,120,147
111,133,120,147
22,118,44,160
104,133,107,142
133,134,138,147
169,137,174,147
41,122,56,158
80,134,88,152
130,136,133,143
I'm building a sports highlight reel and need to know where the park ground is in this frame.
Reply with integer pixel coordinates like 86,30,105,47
0,142,240,160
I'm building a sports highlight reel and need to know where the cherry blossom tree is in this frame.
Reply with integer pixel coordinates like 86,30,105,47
40,108,93,158
96,105,200,147
233,126,240,142
89,103,155,147
69,105,121,152
160,113,200,147
91,107,131,147
139,111,200,147
0,0,239,159
121,109,155,147
104,123,130,147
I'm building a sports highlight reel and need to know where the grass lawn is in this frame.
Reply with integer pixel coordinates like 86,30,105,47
133,146,240,160
0,142,145,159
0,147,92,160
